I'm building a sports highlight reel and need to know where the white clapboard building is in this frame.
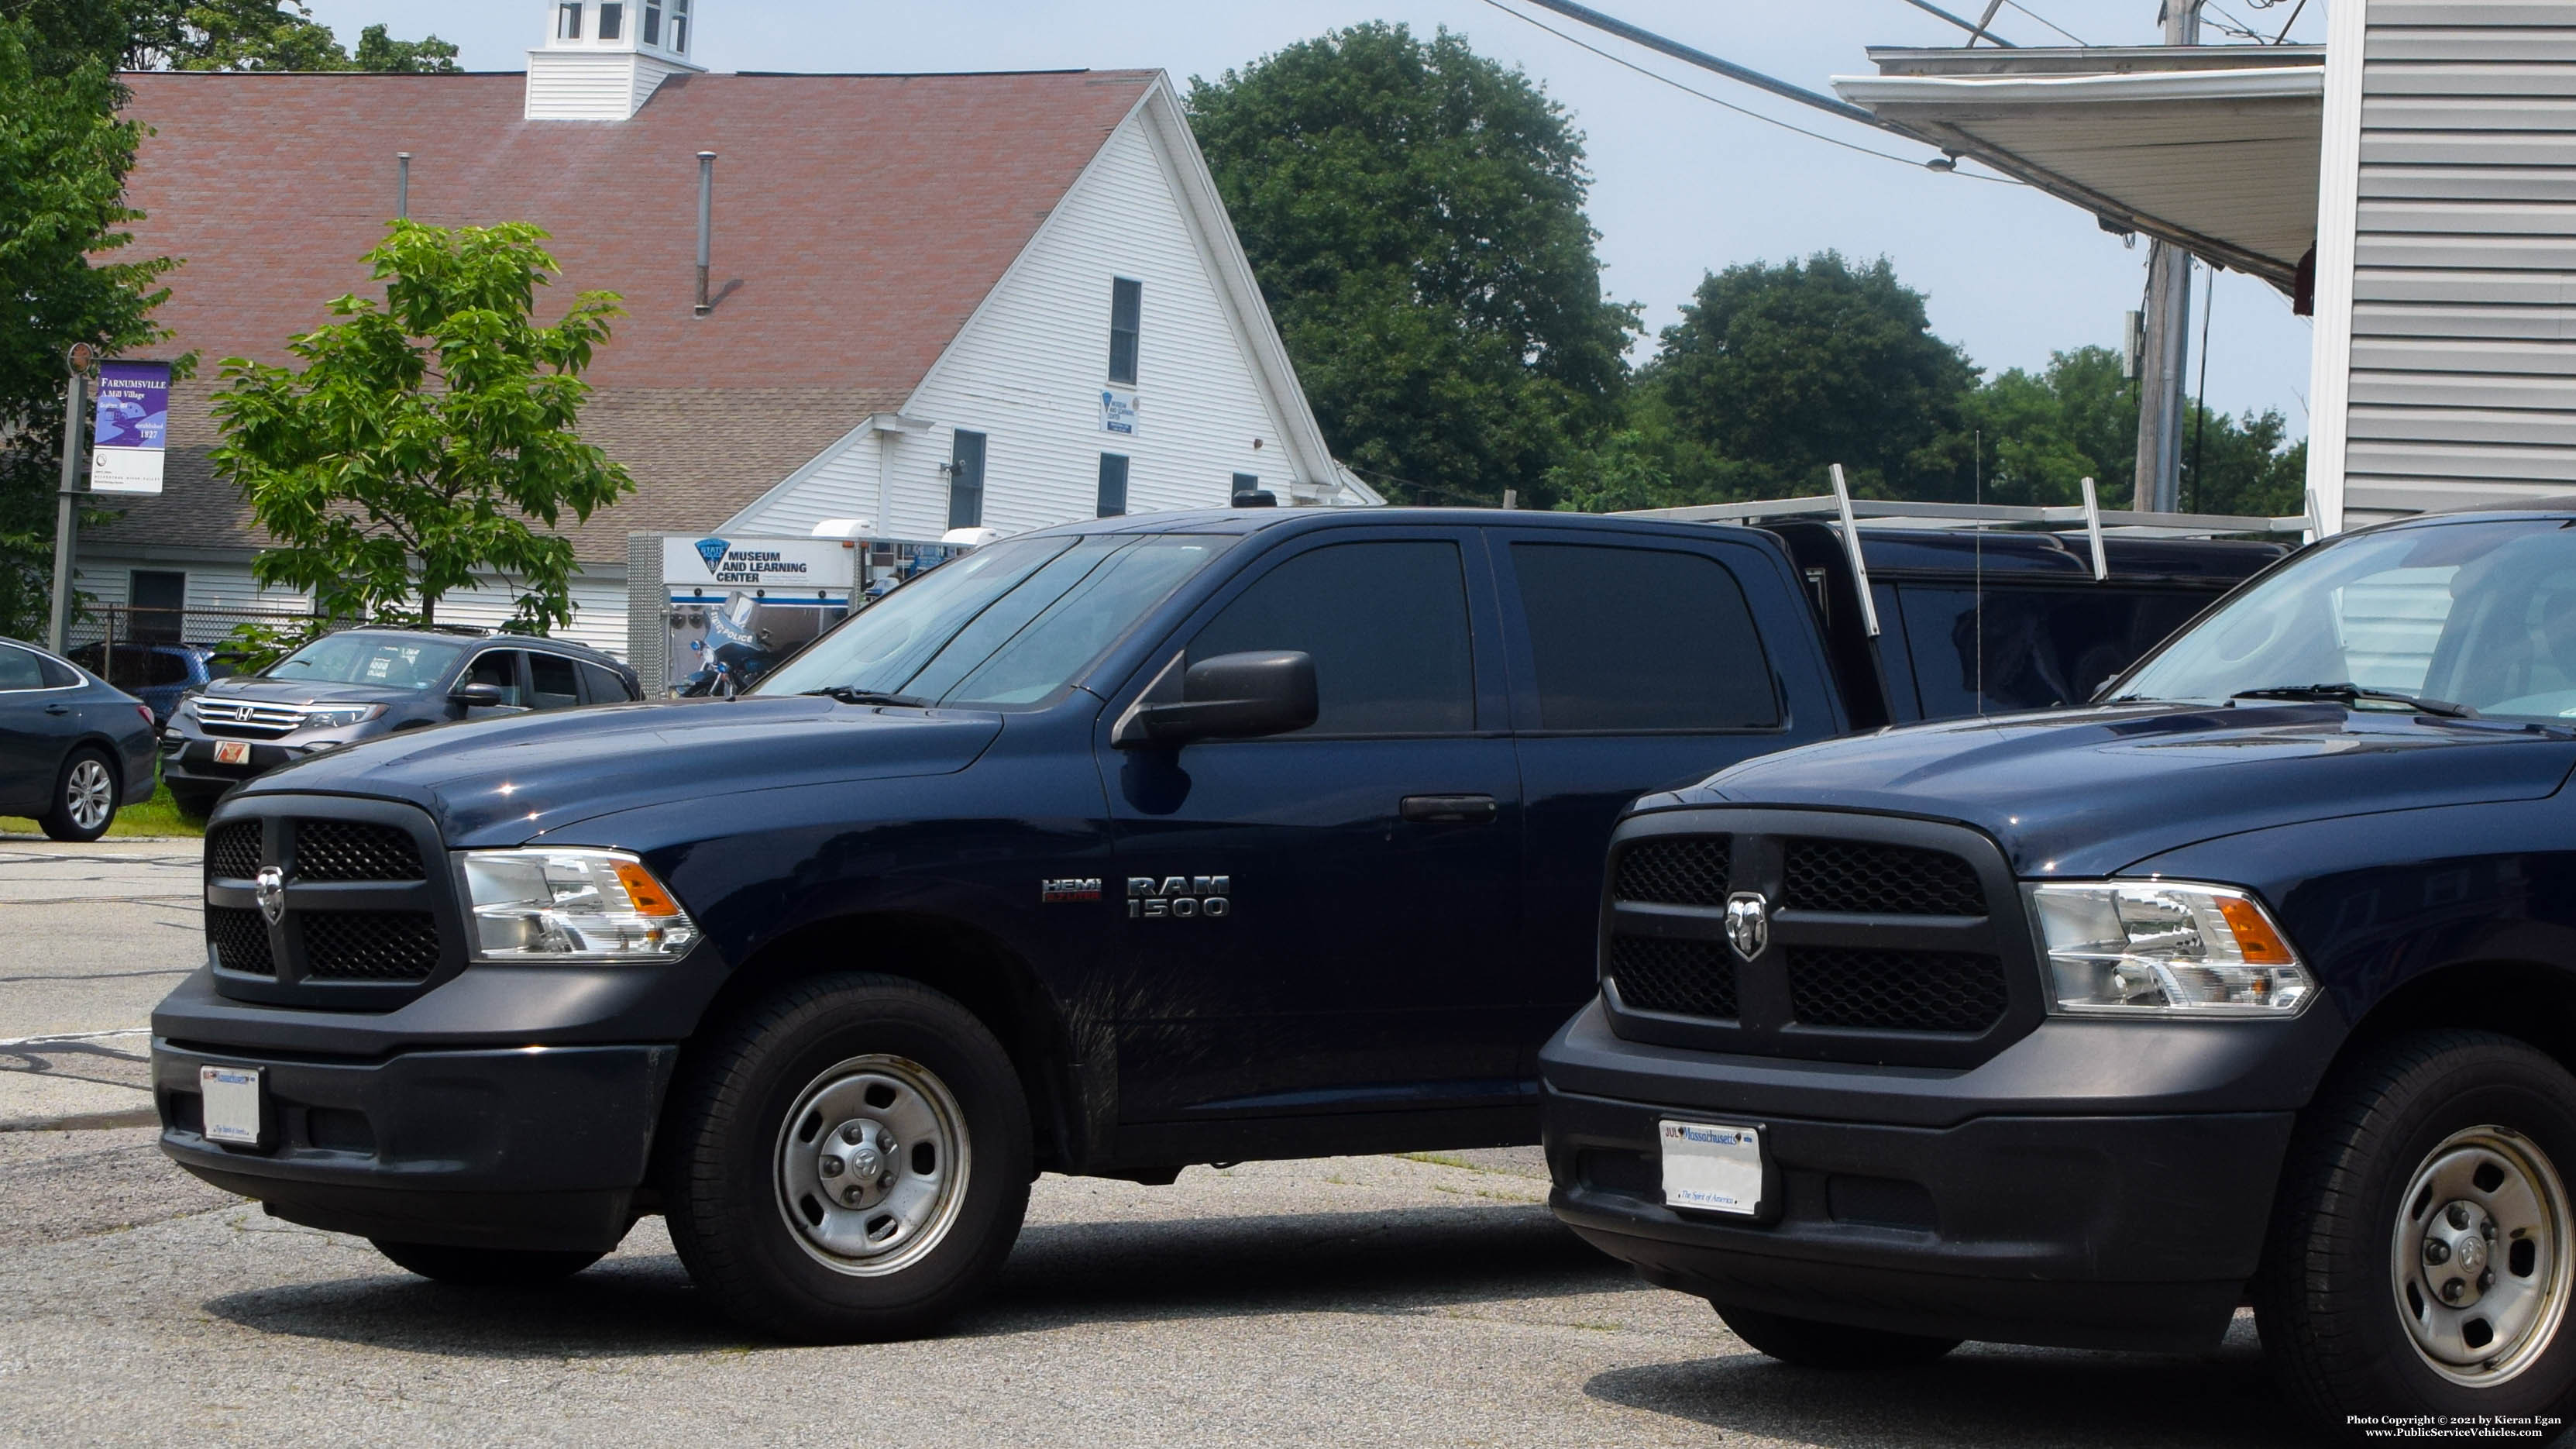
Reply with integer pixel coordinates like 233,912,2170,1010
1830,2,2576,534
80,0,1370,660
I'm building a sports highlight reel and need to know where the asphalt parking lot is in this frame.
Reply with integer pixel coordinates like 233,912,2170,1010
0,835,2318,1447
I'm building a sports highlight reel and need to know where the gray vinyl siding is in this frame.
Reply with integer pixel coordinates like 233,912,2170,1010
2347,0,2576,515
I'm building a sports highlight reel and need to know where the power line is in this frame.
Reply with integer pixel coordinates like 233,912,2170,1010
1998,0,2089,45
1517,0,1892,129
1894,0,2018,46
1477,0,2024,184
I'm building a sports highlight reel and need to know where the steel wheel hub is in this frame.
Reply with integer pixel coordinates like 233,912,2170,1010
67,760,111,831
2390,1126,2574,1385
775,1055,968,1277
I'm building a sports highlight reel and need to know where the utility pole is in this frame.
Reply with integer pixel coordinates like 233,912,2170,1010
2134,1,2204,512
45,346,93,654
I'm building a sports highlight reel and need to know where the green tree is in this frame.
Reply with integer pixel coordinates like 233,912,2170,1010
2183,404,2308,518
1962,346,2137,506
1958,344,2305,515
0,1,459,74
209,222,632,631
349,22,458,74
0,13,177,635
1189,23,1638,506
1647,251,1979,502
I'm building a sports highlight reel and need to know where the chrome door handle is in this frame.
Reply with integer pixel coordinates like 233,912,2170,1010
1400,793,1498,823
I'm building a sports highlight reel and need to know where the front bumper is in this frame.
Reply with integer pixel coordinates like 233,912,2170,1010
155,1038,677,1253
1541,1000,2303,1352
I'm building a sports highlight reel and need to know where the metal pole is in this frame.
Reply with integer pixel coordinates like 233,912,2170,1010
397,151,411,219
2132,1,2203,512
45,367,86,653
694,151,715,316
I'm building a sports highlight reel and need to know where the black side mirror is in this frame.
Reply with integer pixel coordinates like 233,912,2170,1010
451,682,507,710
1113,651,1318,748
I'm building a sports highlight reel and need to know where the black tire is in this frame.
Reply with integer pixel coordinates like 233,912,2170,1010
372,1240,604,1286
661,972,1032,1343
1713,1302,1963,1368
2254,1030,2576,1434
38,749,118,842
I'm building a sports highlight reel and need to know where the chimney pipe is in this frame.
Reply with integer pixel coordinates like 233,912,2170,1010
694,151,716,316
397,152,411,220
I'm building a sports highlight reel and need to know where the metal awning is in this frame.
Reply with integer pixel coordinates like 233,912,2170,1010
1834,46,2324,289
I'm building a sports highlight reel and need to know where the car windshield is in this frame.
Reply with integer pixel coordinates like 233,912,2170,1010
266,635,466,690
755,533,1231,707
2118,518,2576,721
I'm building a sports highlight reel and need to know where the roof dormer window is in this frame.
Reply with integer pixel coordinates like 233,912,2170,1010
643,2,662,46
556,2,582,40
597,2,624,41
669,0,690,53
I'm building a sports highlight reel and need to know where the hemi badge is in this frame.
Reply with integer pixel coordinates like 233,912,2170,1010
1041,878,1102,903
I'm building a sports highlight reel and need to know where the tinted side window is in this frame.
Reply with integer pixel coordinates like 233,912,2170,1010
580,662,631,703
466,650,526,707
37,657,79,689
146,651,191,687
1509,542,1780,731
1900,585,2213,717
0,647,47,692
528,653,582,709
1188,540,1474,735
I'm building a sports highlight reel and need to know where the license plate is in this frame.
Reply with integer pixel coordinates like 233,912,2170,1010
212,740,251,765
199,1065,262,1144
1660,1119,1764,1216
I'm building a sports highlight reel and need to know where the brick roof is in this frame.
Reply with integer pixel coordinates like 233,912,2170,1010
92,69,1158,562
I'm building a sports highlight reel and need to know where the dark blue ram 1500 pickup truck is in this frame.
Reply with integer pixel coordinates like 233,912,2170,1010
150,504,2275,1341
1543,501,2576,1434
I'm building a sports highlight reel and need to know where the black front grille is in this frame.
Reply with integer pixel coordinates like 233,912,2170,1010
206,822,261,882
294,821,425,882
1785,947,2007,1033
1783,839,1986,917
1614,836,1732,907
1608,935,1739,1019
300,911,441,980
206,906,274,976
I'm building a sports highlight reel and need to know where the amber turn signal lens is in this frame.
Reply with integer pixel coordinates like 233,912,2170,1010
2216,896,2291,962
611,860,682,917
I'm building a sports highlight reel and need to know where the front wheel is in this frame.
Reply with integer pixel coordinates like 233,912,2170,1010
2254,1031,2576,1431
662,973,1031,1342
40,749,117,842
1714,1303,1962,1368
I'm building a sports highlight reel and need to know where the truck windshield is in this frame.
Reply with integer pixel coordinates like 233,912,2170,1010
755,533,1230,707
2118,518,2576,721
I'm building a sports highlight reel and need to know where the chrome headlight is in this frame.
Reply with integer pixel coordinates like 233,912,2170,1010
2030,881,2313,1017
461,848,699,963
296,704,385,730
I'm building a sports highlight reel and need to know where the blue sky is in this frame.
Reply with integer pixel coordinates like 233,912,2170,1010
302,0,2328,439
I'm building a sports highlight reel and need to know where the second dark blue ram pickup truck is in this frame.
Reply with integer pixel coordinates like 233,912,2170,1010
1545,501,2576,1434
147,504,2274,1339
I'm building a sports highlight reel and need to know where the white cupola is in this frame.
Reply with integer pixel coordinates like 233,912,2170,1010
525,0,704,121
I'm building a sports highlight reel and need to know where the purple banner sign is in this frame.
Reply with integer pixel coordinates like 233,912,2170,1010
91,360,171,494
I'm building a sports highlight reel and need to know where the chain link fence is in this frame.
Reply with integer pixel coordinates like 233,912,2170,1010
60,604,328,690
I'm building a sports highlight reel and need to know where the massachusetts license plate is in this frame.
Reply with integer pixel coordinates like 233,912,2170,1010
212,739,251,766
199,1065,262,1144
1660,1119,1764,1215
